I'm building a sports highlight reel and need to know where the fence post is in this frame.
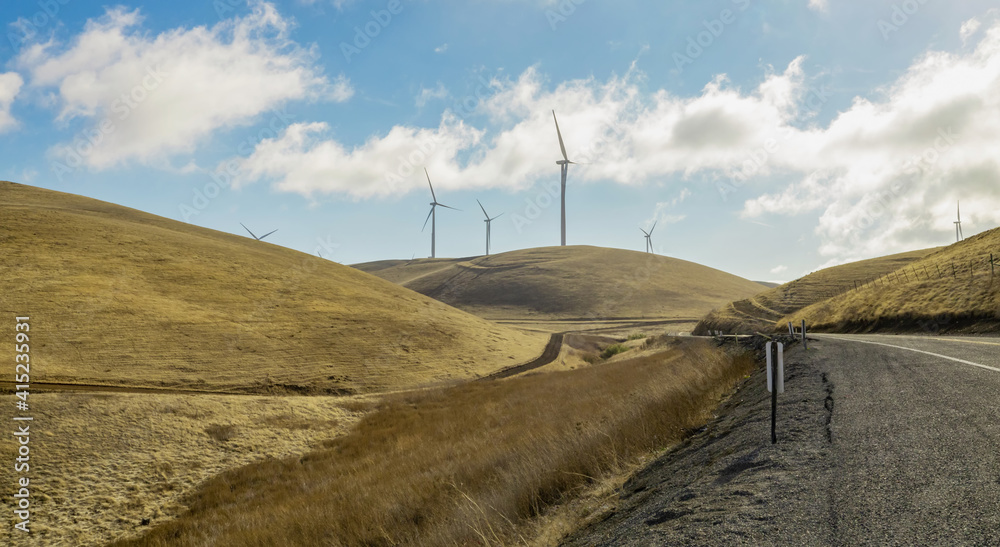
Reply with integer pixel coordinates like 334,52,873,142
788,322,793,336
766,341,784,445
801,320,807,350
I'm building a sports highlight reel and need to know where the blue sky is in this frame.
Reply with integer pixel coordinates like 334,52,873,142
3,0,1000,282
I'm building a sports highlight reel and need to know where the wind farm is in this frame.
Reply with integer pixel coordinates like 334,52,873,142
6,2,1000,546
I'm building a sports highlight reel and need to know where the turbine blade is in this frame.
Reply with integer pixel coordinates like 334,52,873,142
425,168,437,202
240,222,258,240
640,228,649,236
477,199,489,219
437,203,460,211
491,212,504,221
552,110,569,162
649,221,656,235
259,229,278,240
421,207,434,232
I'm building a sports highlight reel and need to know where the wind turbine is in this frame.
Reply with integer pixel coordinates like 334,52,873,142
954,200,964,242
421,168,458,258
552,110,578,246
640,221,656,254
477,199,503,255
240,223,278,241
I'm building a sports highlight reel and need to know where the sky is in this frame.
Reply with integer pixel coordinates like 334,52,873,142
2,0,1000,283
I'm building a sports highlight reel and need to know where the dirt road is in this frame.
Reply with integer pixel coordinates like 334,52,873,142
561,334,1000,545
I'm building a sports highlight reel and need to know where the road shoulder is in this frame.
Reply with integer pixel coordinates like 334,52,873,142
560,340,835,546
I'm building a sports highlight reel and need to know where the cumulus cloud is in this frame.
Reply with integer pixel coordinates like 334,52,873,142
230,58,811,198
743,19,1000,263
0,72,24,133
230,17,1000,265
17,2,346,169
770,265,788,274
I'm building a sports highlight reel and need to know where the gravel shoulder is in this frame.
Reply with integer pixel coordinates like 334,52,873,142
561,337,835,546
561,334,1000,546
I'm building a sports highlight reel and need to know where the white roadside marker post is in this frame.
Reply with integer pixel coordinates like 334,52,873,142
766,341,785,444
788,322,793,336
801,320,807,350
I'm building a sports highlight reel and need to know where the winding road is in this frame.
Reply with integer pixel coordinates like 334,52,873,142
562,333,1000,546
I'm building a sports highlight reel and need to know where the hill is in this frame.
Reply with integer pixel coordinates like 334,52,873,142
782,228,1000,333
0,181,547,394
353,247,768,327
694,248,938,334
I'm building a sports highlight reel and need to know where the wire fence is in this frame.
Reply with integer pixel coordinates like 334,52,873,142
831,252,1000,297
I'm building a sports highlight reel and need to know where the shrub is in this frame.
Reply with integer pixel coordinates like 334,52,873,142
600,344,629,359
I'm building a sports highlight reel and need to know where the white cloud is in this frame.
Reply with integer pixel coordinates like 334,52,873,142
434,43,449,53
647,187,691,228
808,0,828,13
961,17,982,43
230,17,1000,267
0,72,24,133
415,83,449,108
330,74,355,103
230,58,811,198
17,3,344,169
770,265,788,274
742,19,1000,263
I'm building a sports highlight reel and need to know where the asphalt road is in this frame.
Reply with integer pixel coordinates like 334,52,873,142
561,334,1000,546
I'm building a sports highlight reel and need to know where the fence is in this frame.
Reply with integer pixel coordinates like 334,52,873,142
846,252,999,295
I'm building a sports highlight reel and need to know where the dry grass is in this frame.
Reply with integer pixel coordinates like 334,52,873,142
115,339,753,546
695,247,938,334
0,392,366,547
353,246,768,324
785,227,1000,331
0,181,547,394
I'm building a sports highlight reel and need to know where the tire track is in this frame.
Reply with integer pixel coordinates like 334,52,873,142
481,332,565,380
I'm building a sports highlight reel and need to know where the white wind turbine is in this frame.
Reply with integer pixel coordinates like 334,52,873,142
477,199,503,255
422,168,458,258
552,110,578,246
640,221,656,254
240,222,278,241
954,201,964,243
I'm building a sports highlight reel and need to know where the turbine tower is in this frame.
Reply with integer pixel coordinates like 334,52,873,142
552,110,577,246
422,169,458,258
240,223,278,241
954,201,964,242
477,199,503,255
640,221,657,254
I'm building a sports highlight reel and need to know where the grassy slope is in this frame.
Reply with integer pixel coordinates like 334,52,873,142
695,248,938,334
785,228,1000,332
0,181,546,393
354,246,768,321
113,339,753,547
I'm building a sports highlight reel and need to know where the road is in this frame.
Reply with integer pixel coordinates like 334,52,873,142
561,333,1000,546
